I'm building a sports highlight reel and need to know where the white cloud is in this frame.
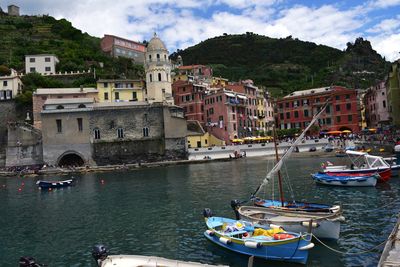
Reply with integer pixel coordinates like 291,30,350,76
2,0,400,61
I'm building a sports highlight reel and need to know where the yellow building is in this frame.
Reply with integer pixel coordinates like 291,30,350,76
187,120,225,148
97,79,145,102
211,77,229,87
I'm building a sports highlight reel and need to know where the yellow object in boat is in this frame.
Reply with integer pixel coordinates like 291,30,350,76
253,227,284,237
379,148,385,152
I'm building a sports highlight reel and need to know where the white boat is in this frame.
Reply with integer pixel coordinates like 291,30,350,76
92,245,228,267
233,99,344,240
237,206,343,240
311,172,378,187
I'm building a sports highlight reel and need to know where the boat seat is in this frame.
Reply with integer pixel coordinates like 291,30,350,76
208,221,224,229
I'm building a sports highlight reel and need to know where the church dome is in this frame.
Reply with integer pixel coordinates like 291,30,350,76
147,33,167,52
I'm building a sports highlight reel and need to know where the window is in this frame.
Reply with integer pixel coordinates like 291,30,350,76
78,104,86,108
286,112,290,119
115,92,119,100
294,111,299,118
157,54,160,61
143,127,149,137
326,105,331,113
345,103,351,110
335,95,340,100
149,74,152,82
348,115,352,121
104,92,109,100
3,81,7,86
77,118,83,132
346,94,350,99
336,105,340,111
158,73,162,81
56,105,64,109
131,92,137,101
29,58,35,63
103,83,108,87
30,67,36,72
326,118,331,125
56,119,62,133
233,123,236,131
304,110,309,117
280,113,284,120
336,116,341,123
117,128,124,138
149,55,152,61
45,67,51,72
94,129,101,140
285,102,289,108
233,114,235,120
383,100,386,108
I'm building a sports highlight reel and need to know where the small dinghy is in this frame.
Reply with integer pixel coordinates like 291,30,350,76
92,244,228,267
203,209,314,265
311,172,378,187
36,178,75,189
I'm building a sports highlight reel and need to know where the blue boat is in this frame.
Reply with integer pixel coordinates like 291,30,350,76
311,172,378,187
252,198,337,213
36,178,75,189
203,209,314,265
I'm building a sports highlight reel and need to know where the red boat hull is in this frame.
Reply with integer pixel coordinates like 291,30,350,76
325,168,391,183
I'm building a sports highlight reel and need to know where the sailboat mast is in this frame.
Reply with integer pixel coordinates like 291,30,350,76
273,125,285,207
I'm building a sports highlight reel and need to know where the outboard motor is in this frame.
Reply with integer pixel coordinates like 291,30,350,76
203,208,213,218
19,256,44,267
230,199,242,220
92,244,109,266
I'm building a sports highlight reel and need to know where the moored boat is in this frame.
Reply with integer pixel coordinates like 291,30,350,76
92,244,228,267
384,157,400,177
311,172,378,187
203,209,314,265
236,205,344,240
36,178,75,189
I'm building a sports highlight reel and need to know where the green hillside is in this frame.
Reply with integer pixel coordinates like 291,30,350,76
170,33,390,96
0,12,143,80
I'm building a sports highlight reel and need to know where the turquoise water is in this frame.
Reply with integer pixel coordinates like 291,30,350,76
0,156,399,266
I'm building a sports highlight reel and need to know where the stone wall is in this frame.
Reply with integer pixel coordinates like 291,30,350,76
0,101,17,167
5,122,43,167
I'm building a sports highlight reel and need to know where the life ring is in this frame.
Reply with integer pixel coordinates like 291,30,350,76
273,233,295,240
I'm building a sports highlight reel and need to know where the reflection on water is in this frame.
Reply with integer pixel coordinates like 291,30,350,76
0,156,399,266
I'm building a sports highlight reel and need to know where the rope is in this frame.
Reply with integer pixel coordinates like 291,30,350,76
312,233,387,255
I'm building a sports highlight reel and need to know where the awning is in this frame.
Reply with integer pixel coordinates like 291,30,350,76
237,95,247,99
225,92,235,97
342,130,352,133
327,130,342,134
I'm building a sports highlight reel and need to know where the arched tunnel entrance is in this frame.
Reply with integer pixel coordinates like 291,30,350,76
58,153,85,167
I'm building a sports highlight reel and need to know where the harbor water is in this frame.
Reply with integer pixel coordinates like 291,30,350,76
1,156,399,266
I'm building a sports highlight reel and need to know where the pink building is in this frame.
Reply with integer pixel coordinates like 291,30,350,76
364,81,390,128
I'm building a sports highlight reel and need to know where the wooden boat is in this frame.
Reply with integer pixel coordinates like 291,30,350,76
322,150,392,182
237,205,343,240
36,178,75,189
311,172,378,187
203,209,314,265
232,100,344,240
92,244,228,267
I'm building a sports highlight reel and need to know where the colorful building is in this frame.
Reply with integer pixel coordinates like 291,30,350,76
172,80,206,124
32,87,98,129
187,120,224,148
364,81,389,128
100,35,146,63
387,60,400,126
172,65,212,83
97,79,144,103
277,86,360,133
0,69,23,101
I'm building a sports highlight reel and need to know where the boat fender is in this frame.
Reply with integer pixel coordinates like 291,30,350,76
219,237,232,245
298,242,315,251
269,224,282,229
301,221,319,228
206,230,215,236
244,241,262,248
203,208,213,218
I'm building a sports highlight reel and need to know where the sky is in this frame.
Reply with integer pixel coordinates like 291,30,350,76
3,0,400,61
